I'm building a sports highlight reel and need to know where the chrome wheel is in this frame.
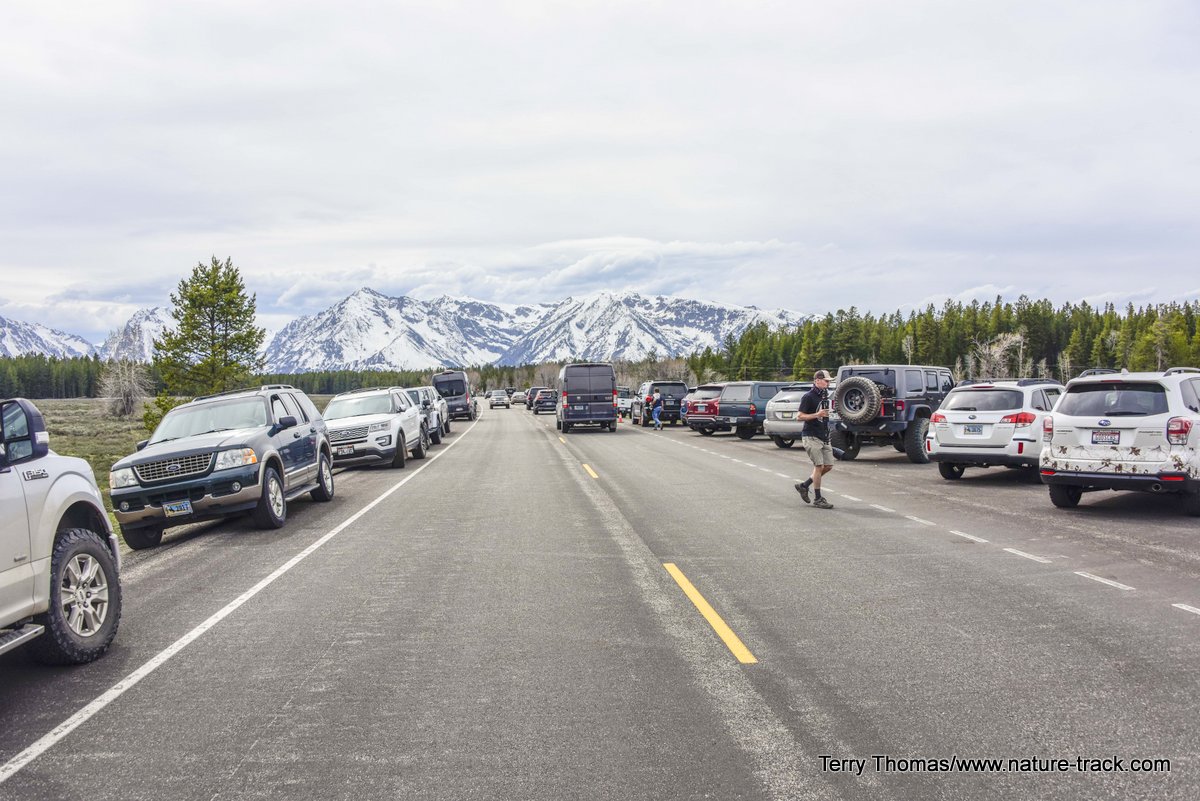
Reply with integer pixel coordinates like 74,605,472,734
59,554,109,638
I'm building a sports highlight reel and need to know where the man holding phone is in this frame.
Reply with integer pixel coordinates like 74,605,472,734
795,370,835,509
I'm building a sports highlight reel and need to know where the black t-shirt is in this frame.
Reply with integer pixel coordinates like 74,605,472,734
799,387,829,440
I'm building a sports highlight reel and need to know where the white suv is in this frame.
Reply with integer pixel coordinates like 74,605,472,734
1040,367,1200,515
927,379,1063,479
323,387,427,468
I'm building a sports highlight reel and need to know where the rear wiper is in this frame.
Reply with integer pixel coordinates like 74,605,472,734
954,407,977,411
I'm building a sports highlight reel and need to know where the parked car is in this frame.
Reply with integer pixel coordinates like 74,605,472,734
433,369,477,421
616,386,633,418
323,387,428,468
1,398,123,664
927,379,1063,479
1040,367,1200,515
712,381,792,439
489,390,511,409
404,386,448,444
558,362,618,432
533,388,559,414
684,383,727,435
110,385,334,550
831,364,955,463
526,387,547,411
631,381,689,427
511,391,527,405
763,383,816,448
678,386,698,425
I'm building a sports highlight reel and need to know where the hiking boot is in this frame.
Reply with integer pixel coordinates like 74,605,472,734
794,483,811,504
813,496,834,510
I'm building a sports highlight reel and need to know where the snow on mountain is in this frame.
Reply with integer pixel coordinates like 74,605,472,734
0,314,97,359
99,306,173,362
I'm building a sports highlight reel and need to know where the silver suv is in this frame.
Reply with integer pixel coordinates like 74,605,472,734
1040,367,1200,514
323,387,428,468
927,379,1063,479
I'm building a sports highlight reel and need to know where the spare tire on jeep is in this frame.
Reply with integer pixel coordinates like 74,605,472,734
834,376,883,425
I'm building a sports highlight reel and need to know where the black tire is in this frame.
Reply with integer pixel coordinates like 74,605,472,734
772,436,795,449
411,426,429,459
938,462,965,480
253,466,287,529
830,429,860,460
310,453,334,501
391,438,407,468
735,427,755,440
562,423,572,433
28,528,122,665
120,524,163,550
430,424,443,445
1048,484,1083,508
640,410,649,427
893,442,906,453
608,422,617,431
670,419,678,426
555,418,562,430
533,409,539,415
699,427,715,437
445,418,452,434
834,376,883,425
904,418,931,464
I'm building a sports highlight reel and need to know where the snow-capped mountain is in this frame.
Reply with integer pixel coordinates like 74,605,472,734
99,306,173,362
0,314,97,359
263,288,806,371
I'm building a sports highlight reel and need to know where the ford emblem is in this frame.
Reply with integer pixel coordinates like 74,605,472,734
1098,419,1111,427
968,414,977,420
168,463,182,473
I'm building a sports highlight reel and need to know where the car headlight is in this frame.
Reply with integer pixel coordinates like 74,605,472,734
214,447,258,471
368,421,391,433
109,467,138,489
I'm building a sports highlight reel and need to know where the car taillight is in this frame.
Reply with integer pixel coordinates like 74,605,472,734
750,403,757,416
895,400,906,414
1000,412,1036,427
612,390,617,408
931,412,946,423
1167,417,1192,445
1043,415,1053,441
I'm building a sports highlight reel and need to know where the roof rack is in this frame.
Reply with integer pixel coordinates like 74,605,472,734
259,384,295,390
1164,367,1200,376
191,386,264,402
337,386,388,395
1077,368,1119,378
1016,378,1063,387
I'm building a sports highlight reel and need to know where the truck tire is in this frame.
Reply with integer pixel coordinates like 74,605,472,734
1049,484,1082,508
120,524,163,550
253,466,287,529
310,453,334,502
430,424,443,444
829,429,860,460
556,418,562,430
834,376,883,425
772,436,794,449
391,439,407,468
445,418,453,434
411,426,429,459
938,462,965,480
735,427,755,440
698,428,715,436
28,528,122,665
893,442,906,453
904,418,931,464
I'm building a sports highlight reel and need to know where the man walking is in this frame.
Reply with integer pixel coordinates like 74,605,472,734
651,389,664,430
795,370,835,509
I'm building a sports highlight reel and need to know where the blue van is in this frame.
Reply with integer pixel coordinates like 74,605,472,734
556,363,618,433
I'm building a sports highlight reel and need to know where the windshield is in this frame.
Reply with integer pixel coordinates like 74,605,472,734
434,379,466,397
151,398,268,444
943,389,1023,412
1057,383,1169,417
324,395,393,420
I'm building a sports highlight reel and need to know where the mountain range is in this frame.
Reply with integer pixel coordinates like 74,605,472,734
0,289,807,370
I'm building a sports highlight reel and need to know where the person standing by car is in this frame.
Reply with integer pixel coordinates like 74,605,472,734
651,389,664,430
795,370,835,509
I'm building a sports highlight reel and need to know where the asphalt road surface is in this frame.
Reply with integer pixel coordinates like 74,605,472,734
2,408,1198,800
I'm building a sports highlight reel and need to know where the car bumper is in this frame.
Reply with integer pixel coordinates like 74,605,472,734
1039,468,1199,493
331,441,398,466
687,415,729,431
112,466,263,530
928,439,1041,468
838,420,907,436
764,419,806,437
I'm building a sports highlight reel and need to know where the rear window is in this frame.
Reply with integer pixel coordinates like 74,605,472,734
942,390,1023,412
844,369,895,386
722,385,752,402
756,385,780,400
434,379,466,397
655,383,688,398
693,387,723,400
1057,382,1169,417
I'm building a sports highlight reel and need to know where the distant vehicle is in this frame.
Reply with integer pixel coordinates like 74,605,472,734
433,369,476,422
927,379,1063,478
762,383,816,448
489,390,511,409
683,383,727,435
323,387,428,468
404,386,448,444
533,388,559,414
504,387,517,397
558,363,618,432
631,381,689,427
511,391,527,405
616,386,633,418
526,387,547,411
831,364,955,463
712,381,792,439
1,398,123,664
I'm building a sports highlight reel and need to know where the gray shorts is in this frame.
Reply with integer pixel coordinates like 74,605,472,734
803,436,834,466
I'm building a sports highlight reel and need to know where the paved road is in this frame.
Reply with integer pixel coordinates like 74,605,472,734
2,408,1198,800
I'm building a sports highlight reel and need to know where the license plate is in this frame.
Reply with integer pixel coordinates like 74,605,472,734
163,499,193,517
779,411,794,419
1092,430,1120,445
963,424,983,435
573,404,586,410
696,404,707,412
666,400,677,406
336,445,355,456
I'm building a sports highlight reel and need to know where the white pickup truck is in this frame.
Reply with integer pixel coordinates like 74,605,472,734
1,398,122,664
616,386,633,418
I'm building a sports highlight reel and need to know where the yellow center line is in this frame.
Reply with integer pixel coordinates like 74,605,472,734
663,563,757,664
582,463,599,479
558,436,566,443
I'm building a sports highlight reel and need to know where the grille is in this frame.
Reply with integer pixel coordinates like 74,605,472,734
134,453,214,483
329,426,369,442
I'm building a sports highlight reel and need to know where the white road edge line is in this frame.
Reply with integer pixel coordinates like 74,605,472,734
870,504,895,513
840,495,861,502
950,530,988,543
1004,548,1052,564
1173,603,1200,616
0,419,480,787
904,515,936,526
1075,571,1135,591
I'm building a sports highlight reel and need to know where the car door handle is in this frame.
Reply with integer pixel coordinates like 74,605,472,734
293,432,302,439
309,427,316,434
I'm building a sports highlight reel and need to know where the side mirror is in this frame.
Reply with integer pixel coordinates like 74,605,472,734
422,400,430,409
277,415,298,430
136,439,149,451
1,399,50,465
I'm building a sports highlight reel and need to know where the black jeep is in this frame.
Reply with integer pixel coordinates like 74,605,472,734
831,365,954,463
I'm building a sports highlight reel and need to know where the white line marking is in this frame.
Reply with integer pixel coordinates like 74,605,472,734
0,421,479,786
1004,548,1051,564
774,472,789,478
731,459,744,463
905,515,935,526
1075,571,1134,591
743,463,756,468
759,468,772,473
840,494,861,502
870,504,895,513
950,530,988,543
1173,603,1200,616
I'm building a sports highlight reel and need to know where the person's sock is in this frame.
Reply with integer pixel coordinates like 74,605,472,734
801,479,813,489
814,489,823,500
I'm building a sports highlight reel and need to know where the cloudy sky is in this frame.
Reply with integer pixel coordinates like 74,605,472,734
2,0,1198,342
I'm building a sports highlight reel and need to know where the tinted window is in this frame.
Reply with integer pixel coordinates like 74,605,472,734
405,389,421,405
434,379,466,397
722,385,752,402
1181,380,1200,413
693,387,723,400
925,371,939,391
1044,387,1062,408
1057,383,1169,417
654,383,688,398
905,369,921,390
756,385,780,400
1031,391,1050,412
393,392,411,410
294,392,321,422
943,390,1023,412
